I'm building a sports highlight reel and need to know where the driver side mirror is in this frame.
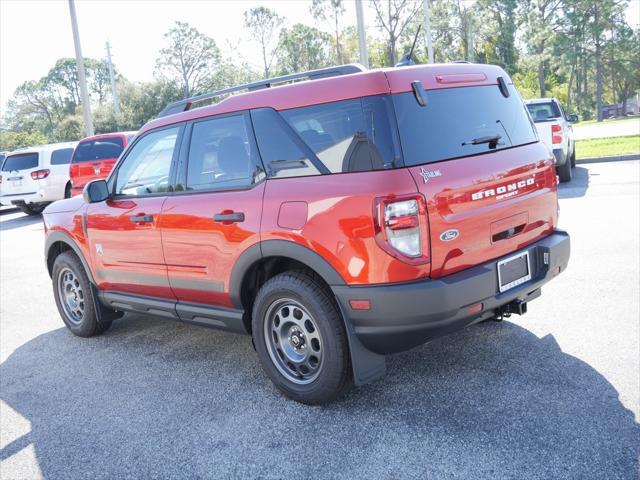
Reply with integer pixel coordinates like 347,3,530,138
83,179,110,203
567,114,579,123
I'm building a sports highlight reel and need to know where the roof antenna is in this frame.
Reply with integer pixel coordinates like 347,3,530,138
395,24,422,67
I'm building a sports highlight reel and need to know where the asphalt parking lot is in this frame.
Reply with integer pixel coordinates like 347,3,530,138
1,160,638,479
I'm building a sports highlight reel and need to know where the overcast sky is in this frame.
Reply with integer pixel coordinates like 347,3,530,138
1,0,638,116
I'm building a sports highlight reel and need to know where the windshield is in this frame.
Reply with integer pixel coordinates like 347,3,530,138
72,137,124,163
393,85,537,166
1,152,39,171
526,102,561,122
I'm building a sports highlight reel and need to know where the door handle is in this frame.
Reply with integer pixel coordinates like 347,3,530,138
130,214,153,223
213,212,245,223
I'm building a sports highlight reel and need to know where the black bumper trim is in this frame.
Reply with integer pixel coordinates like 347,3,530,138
332,230,570,354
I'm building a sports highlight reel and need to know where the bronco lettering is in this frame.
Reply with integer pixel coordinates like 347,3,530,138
471,177,535,201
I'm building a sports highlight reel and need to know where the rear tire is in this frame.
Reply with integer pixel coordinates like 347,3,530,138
18,204,45,215
252,271,352,404
570,147,576,168
52,251,112,337
557,156,572,183
64,183,72,198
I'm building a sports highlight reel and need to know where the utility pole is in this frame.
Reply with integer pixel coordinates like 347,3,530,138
105,41,121,115
423,0,434,63
355,0,369,68
467,15,474,62
68,0,94,136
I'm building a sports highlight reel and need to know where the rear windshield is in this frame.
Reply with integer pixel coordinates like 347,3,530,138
393,84,537,166
50,147,74,165
72,137,124,162
1,152,39,171
526,102,561,122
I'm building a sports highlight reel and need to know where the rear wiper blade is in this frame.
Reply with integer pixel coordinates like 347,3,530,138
462,134,502,148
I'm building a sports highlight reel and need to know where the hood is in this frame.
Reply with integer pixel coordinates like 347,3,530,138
43,195,85,214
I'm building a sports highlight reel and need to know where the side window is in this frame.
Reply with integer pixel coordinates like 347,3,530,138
253,96,400,178
186,114,262,191
251,109,321,178
50,148,74,165
115,127,180,196
282,99,371,173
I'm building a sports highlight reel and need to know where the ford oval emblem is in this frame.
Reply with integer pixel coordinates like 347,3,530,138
440,229,459,242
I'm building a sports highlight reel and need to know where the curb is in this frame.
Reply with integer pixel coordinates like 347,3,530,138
576,153,640,165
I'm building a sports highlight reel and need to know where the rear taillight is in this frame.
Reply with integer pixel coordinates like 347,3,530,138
31,169,50,180
374,195,430,265
551,124,563,144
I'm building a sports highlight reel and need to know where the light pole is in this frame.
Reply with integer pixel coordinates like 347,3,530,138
105,41,121,115
68,0,94,137
355,0,369,68
423,0,434,63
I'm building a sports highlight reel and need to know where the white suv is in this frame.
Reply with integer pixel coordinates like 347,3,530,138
0,142,77,215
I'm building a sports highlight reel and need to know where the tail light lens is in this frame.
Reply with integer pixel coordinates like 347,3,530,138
374,195,430,265
551,124,563,144
31,169,50,180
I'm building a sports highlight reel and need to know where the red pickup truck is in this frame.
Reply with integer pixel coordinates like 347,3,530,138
43,63,570,404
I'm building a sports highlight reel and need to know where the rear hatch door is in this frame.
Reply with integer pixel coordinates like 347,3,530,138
0,152,40,197
393,81,558,278
70,137,124,189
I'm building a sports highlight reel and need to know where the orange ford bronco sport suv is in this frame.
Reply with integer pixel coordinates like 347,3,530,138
43,64,570,404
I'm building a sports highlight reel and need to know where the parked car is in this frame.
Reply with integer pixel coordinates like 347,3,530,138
43,63,570,404
525,98,578,182
69,132,136,196
0,142,77,214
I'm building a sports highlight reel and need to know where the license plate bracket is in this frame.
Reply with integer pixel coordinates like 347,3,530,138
497,251,531,293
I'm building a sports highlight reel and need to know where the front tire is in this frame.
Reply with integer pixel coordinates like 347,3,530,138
252,272,352,404
52,251,112,337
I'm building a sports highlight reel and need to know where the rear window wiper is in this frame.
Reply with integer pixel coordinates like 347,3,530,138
462,134,502,149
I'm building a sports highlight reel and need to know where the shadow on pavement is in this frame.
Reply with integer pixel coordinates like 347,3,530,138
0,212,42,231
558,166,591,199
1,316,638,479
0,207,19,216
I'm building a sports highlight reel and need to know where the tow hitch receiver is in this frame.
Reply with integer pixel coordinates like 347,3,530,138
495,299,528,320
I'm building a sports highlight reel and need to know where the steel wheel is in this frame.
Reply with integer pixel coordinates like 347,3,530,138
57,267,85,325
264,298,323,385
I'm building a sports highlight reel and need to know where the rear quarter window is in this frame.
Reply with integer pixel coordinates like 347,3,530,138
72,137,124,162
1,152,39,171
253,96,401,178
50,148,74,165
394,84,537,166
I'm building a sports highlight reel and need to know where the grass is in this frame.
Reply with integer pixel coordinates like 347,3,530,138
576,135,640,159
577,116,639,127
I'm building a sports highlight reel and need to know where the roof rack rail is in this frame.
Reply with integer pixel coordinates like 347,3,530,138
157,63,367,118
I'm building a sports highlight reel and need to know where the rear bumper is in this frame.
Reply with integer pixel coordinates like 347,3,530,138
332,230,570,354
1,184,62,205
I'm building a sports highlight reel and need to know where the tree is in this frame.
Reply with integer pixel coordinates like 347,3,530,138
155,21,221,98
244,7,283,78
371,0,422,66
276,24,335,74
0,131,48,151
310,0,346,64
522,0,563,97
